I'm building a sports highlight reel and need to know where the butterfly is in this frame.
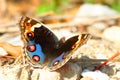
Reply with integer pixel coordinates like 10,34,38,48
19,16,91,71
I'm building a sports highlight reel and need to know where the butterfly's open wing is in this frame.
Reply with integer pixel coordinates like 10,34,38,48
48,34,91,70
19,16,60,67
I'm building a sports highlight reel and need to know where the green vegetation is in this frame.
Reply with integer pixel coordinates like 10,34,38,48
36,0,120,15
36,0,69,15
111,0,120,12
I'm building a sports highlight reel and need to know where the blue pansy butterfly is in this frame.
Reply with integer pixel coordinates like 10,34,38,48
19,16,91,71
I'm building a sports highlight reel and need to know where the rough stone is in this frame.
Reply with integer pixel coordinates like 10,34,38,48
103,26,120,42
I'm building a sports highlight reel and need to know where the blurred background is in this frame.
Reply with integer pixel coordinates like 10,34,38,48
0,0,120,38
0,0,120,43
0,0,120,23
0,0,120,80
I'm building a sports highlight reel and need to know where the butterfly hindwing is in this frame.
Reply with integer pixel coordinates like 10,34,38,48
48,34,91,70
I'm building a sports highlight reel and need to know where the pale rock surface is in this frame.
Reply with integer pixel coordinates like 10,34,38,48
0,47,8,56
38,62,82,80
81,70,109,80
0,72,7,80
103,26,120,42
19,62,82,80
74,3,117,23
116,72,120,78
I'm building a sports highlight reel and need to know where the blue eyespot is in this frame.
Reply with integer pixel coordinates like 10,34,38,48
32,55,40,62
27,45,36,52
52,54,66,66
49,52,66,67
27,42,45,65
53,60,59,66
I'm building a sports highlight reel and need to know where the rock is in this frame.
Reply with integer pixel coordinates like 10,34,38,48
116,72,120,78
3,36,23,46
74,3,117,23
103,26,120,42
1,62,81,80
0,42,22,58
81,70,110,80
19,66,31,80
0,72,6,80
87,22,108,37
77,4,117,16
38,62,82,80
0,64,22,80
91,22,107,30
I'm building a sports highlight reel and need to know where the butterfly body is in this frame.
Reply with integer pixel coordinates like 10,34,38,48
19,16,91,71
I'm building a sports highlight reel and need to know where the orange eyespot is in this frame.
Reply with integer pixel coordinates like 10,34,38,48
32,55,40,62
27,45,36,52
26,31,34,39
53,60,59,66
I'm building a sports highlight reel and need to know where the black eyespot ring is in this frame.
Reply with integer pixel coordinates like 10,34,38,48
26,31,34,39
32,55,40,62
27,45,36,52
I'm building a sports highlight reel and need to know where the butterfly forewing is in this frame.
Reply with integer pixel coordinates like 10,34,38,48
19,16,60,67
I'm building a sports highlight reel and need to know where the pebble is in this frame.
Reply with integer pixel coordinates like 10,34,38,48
81,70,109,80
103,26,120,42
3,36,23,46
87,22,108,37
74,3,117,23
91,22,107,30
77,4,117,16
116,72,120,78
0,47,8,56
39,62,82,80
0,72,6,80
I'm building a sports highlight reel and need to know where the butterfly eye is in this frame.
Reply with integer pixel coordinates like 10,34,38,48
25,22,31,27
32,55,40,62
27,45,36,52
53,60,59,66
27,32,34,39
